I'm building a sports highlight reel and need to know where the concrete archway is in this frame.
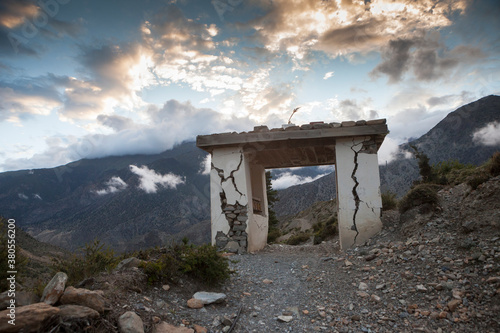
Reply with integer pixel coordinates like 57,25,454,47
196,119,388,252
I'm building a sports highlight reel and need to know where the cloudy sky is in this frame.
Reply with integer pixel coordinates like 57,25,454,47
1,0,499,172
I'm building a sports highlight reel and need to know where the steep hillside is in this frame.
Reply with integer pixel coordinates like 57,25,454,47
277,95,500,215
0,141,211,252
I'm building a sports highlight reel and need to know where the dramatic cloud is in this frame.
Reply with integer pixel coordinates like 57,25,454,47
330,98,379,121
0,83,61,122
472,121,500,146
272,171,326,190
0,0,82,57
129,165,184,193
245,0,467,67
95,176,128,195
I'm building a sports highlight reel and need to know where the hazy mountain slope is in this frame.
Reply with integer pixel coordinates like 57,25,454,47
0,141,212,252
277,95,500,214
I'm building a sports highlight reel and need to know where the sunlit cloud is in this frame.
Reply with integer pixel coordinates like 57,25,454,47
129,165,184,193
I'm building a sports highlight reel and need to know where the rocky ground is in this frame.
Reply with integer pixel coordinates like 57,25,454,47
1,177,499,332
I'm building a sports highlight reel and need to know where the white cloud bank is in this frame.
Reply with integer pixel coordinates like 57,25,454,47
129,165,184,193
473,121,500,146
272,172,326,190
95,176,128,195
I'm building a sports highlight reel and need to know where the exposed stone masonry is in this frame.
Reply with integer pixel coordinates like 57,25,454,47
215,202,248,254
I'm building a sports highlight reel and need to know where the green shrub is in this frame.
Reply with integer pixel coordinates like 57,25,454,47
180,244,232,286
433,160,475,185
312,215,337,245
140,242,232,287
467,172,490,190
488,151,500,176
140,253,180,285
285,232,310,245
381,192,398,211
398,184,441,213
52,239,118,286
267,228,281,243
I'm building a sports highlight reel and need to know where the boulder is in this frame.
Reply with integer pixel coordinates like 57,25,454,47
41,272,68,305
187,298,204,309
0,302,60,333
60,286,107,313
114,257,144,272
118,311,144,333
193,292,226,305
58,304,100,321
153,321,194,333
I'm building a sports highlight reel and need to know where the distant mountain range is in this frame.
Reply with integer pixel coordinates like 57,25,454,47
0,142,212,252
0,95,499,251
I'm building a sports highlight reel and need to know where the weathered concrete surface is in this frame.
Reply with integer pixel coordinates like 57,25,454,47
335,137,383,249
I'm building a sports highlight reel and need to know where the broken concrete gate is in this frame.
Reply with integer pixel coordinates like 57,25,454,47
196,119,389,251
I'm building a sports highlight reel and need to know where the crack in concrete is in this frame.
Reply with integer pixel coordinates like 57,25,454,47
212,152,245,212
350,139,363,245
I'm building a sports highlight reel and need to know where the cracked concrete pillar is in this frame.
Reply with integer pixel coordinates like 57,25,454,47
209,147,269,253
335,137,383,249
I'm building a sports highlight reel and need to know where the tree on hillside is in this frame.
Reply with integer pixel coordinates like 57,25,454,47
266,171,280,242
410,145,436,184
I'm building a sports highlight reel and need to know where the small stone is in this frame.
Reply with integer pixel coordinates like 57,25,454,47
345,260,353,267
187,298,204,309
370,294,381,302
357,291,370,298
118,311,144,333
364,254,377,261
193,324,207,333
263,279,273,284
162,285,170,291
277,315,293,322
351,314,361,321
153,322,194,333
447,299,461,312
416,284,427,292
358,282,369,291
193,292,226,305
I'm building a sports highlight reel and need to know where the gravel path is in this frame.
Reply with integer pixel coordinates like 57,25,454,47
98,178,500,333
